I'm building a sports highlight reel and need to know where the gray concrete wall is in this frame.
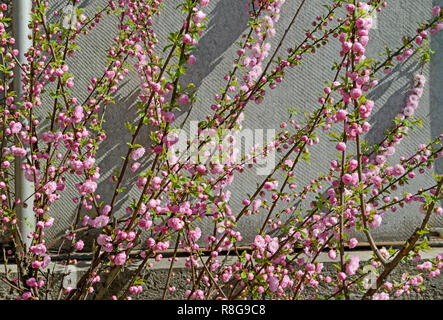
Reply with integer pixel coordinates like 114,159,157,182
26,0,443,246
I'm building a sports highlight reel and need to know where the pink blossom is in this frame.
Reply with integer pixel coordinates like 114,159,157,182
253,235,266,249
342,174,353,185
168,217,184,231
408,95,419,104
350,88,362,99
375,155,386,165
152,176,162,186
182,34,193,44
252,199,261,212
268,239,279,254
186,55,197,65
154,145,163,154
346,256,360,275
328,249,337,260
83,157,95,170
403,106,415,117
26,278,38,288
131,162,141,172
114,252,127,266
306,263,316,272
429,270,440,278
196,164,207,175
369,214,382,229
73,105,84,123
11,146,27,157
30,244,47,255
10,121,22,134
415,74,426,85
193,11,206,24
97,234,112,246
211,163,224,174
131,147,145,161
66,78,74,89
346,4,355,12
222,269,232,283
373,293,390,300
163,111,176,123
188,227,201,241
70,159,83,171
74,240,84,251
417,261,433,271
199,0,209,6
393,164,405,176
349,238,358,249
264,181,278,190
92,215,109,228
370,175,382,187
352,42,364,53
356,18,365,29
336,142,346,152
336,110,348,121
338,272,347,281
21,292,32,300
78,180,97,195
42,255,51,268
177,94,189,104
43,181,57,195
269,276,279,292
44,218,54,228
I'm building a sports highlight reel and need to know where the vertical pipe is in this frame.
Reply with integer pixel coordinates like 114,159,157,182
13,0,34,249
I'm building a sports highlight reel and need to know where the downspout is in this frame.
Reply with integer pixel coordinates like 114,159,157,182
13,0,34,249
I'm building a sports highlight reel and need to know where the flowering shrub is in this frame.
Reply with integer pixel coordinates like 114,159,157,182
0,0,443,300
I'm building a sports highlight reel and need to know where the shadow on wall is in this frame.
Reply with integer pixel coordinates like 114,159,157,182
175,0,249,119
93,0,250,216
48,0,95,11
39,0,250,248
90,0,442,245
273,58,425,235
95,83,150,215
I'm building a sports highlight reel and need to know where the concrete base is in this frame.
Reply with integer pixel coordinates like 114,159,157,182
1,248,442,300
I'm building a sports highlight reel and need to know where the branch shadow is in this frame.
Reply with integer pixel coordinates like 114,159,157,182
96,0,250,211
271,60,424,239
46,0,252,248
364,60,421,147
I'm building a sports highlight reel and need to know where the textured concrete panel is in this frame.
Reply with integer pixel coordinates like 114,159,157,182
32,0,443,246
2,248,442,299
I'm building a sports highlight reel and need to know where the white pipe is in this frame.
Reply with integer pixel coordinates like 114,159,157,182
13,0,35,249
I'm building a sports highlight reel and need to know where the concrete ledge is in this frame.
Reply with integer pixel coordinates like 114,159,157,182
1,248,442,299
